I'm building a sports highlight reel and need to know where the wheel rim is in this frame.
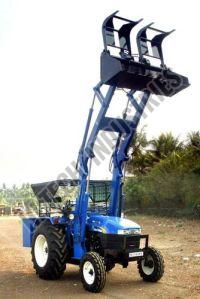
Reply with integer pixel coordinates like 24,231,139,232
141,254,154,275
83,261,95,285
34,234,48,267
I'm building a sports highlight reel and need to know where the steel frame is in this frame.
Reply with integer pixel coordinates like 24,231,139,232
73,82,150,258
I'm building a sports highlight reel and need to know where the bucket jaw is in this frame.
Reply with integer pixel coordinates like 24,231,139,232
101,11,189,96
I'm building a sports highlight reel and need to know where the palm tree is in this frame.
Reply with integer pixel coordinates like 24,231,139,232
127,131,185,175
187,131,200,150
127,127,153,175
150,133,183,161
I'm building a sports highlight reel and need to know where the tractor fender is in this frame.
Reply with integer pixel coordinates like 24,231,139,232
22,217,55,248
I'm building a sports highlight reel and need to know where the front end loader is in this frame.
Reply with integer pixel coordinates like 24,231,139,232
22,11,189,293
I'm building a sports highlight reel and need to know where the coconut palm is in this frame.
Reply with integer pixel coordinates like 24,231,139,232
150,132,183,161
127,127,153,175
187,131,200,150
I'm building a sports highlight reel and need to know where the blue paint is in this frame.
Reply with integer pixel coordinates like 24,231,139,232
22,217,37,247
87,215,141,234
73,86,149,258
73,84,116,259
22,84,150,261
22,216,68,248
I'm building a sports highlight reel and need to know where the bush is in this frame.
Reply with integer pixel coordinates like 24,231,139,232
124,148,200,217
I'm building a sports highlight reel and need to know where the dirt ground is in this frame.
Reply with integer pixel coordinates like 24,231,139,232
0,216,199,299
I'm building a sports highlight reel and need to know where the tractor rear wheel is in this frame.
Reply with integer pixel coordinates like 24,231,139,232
137,247,164,282
31,221,67,280
80,252,106,293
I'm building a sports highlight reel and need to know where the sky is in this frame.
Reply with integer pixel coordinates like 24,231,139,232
0,0,199,186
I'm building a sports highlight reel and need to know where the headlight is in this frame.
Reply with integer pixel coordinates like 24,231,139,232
133,229,141,235
69,214,74,220
117,228,141,235
118,229,129,235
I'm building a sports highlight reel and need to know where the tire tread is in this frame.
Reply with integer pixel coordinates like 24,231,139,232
137,246,164,282
80,251,106,293
31,221,67,280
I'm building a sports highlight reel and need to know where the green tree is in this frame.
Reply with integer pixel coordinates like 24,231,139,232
150,132,183,161
124,130,200,216
127,127,154,175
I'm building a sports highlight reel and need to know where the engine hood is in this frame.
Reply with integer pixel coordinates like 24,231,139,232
87,215,141,234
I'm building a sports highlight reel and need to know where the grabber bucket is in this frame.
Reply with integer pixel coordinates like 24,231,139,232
101,11,189,96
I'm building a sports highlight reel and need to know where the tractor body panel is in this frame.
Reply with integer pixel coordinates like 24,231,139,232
87,214,141,234
22,216,67,247
22,217,36,247
86,215,147,263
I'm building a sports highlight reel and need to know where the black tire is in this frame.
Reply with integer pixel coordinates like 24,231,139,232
31,221,67,280
80,252,106,293
137,247,164,282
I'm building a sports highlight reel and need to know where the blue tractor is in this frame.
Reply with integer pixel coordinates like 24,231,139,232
22,11,189,293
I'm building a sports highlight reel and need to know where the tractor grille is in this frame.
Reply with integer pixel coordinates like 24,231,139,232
126,235,140,250
102,234,140,251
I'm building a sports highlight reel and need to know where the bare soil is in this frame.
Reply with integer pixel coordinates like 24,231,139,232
0,215,199,299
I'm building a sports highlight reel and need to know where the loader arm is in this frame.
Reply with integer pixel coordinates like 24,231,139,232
109,90,150,217
74,82,151,258
68,11,189,259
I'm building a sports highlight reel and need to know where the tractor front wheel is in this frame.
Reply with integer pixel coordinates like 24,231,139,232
31,221,67,280
137,246,164,282
80,252,106,293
